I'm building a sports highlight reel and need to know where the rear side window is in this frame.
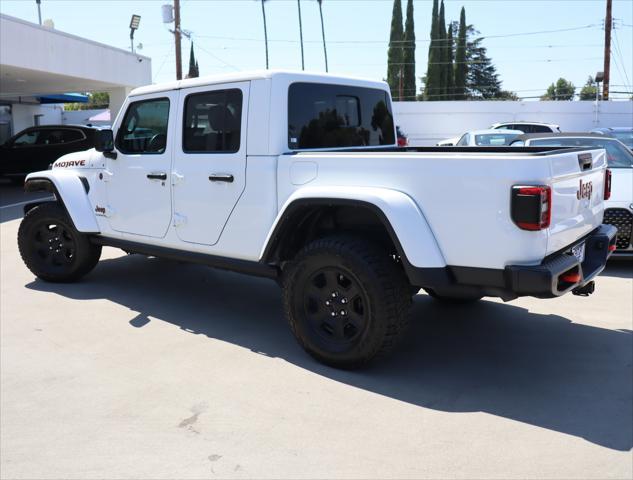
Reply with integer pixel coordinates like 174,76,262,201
62,129,85,143
288,83,395,149
116,98,170,154
531,125,552,133
183,89,242,153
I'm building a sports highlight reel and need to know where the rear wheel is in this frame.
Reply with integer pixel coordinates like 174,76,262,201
18,203,101,282
282,235,411,369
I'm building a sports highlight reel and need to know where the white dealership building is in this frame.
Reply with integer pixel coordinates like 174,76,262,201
0,14,151,143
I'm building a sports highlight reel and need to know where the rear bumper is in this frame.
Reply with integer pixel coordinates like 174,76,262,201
407,225,618,300
505,224,618,298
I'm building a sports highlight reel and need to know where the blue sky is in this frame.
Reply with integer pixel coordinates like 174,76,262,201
2,0,632,99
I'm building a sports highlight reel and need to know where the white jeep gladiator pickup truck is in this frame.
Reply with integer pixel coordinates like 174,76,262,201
18,71,617,368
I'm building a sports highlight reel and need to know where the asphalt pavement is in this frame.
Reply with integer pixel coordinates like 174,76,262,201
1,182,631,479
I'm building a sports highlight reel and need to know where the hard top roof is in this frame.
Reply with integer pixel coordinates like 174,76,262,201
129,70,389,97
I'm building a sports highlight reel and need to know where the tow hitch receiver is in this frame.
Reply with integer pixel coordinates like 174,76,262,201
573,281,595,296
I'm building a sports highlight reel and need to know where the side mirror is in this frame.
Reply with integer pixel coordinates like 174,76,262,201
95,129,117,159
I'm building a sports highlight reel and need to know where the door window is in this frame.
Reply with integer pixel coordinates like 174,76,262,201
183,89,243,153
12,130,40,146
116,98,170,154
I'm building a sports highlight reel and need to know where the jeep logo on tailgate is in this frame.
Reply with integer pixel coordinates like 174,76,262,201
577,179,593,200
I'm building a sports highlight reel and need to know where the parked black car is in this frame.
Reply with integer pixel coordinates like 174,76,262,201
0,125,98,183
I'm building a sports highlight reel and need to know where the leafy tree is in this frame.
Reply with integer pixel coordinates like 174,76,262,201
64,92,110,111
453,7,467,100
541,78,575,101
187,43,199,78
387,0,404,101
423,0,440,100
494,90,519,100
579,76,599,100
465,25,501,99
402,0,416,101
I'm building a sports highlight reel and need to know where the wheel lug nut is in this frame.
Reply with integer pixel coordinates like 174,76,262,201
325,300,331,306
341,298,348,304
330,312,337,317
340,310,346,316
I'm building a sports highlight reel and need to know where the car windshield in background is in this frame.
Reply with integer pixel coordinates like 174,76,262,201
530,137,633,168
612,131,633,149
474,133,520,146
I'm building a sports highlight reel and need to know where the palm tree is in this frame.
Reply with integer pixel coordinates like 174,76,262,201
260,0,269,69
317,0,328,72
297,0,305,70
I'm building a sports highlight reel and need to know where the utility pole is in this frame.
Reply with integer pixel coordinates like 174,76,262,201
297,0,305,70
174,0,183,80
603,0,612,100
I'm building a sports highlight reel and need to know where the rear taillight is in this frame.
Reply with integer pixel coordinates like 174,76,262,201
511,185,552,231
604,169,612,200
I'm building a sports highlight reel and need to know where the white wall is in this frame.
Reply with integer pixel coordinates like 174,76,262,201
394,101,633,146
62,109,109,126
11,103,62,133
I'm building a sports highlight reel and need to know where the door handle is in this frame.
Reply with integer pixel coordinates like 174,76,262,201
209,174,234,183
147,172,167,181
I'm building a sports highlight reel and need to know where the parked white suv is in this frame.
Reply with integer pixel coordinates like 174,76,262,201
18,71,616,368
491,122,561,134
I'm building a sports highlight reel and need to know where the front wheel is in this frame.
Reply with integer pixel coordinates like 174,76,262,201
18,203,101,282
282,235,411,369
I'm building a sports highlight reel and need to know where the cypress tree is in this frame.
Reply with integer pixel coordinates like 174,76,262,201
403,0,416,101
387,0,404,101
454,7,467,99
437,0,447,100
445,22,454,99
188,43,199,78
424,0,439,100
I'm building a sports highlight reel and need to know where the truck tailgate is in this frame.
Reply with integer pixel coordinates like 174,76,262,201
548,148,608,254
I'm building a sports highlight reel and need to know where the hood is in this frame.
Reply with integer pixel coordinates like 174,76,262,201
52,148,105,170
609,168,633,203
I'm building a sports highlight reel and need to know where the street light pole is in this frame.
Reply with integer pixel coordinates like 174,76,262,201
35,0,42,25
317,0,328,72
261,0,269,69
297,0,305,70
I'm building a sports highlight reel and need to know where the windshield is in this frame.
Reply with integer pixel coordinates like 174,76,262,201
611,131,633,149
530,137,633,168
474,133,520,146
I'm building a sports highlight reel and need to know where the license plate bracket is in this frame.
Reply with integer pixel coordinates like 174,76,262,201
570,242,585,263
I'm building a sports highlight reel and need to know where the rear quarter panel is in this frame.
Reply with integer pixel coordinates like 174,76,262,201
277,151,563,269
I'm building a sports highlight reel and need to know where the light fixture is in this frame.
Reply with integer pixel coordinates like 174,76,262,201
129,15,141,53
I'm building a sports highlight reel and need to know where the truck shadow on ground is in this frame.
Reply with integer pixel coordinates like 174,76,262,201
27,253,633,452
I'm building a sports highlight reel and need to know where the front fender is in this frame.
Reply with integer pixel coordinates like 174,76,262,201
25,170,99,233
262,186,446,268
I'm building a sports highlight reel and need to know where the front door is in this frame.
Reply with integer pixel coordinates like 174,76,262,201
172,82,249,245
105,93,176,238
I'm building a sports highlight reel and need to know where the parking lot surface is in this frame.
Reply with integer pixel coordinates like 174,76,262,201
1,184,632,479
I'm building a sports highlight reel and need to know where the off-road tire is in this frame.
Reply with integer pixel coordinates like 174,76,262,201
18,203,101,282
423,288,482,303
282,235,411,369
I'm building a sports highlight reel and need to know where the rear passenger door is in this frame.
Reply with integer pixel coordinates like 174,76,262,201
173,82,249,246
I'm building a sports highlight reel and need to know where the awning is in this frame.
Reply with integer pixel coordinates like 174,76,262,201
38,93,89,104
